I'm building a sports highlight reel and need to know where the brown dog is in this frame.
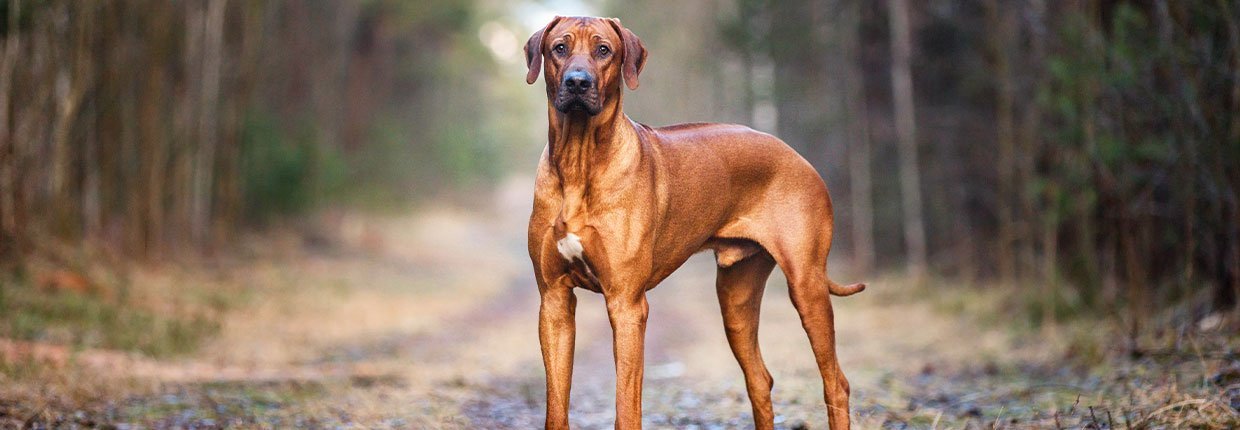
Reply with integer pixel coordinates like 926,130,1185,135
525,16,865,430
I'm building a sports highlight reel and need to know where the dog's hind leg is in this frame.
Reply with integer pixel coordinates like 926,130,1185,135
785,267,850,429
766,232,852,430
715,249,778,430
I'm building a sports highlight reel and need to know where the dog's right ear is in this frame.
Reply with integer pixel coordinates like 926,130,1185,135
525,16,563,85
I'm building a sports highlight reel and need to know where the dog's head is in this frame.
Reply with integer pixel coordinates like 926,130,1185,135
525,16,647,116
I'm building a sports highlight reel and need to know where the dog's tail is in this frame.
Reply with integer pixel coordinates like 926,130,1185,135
828,279,866,296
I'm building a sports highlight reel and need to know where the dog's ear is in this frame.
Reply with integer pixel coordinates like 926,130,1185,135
525,16,562,85
607,18,647,90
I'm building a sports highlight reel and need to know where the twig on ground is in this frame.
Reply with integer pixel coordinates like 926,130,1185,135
1132,398,1207,428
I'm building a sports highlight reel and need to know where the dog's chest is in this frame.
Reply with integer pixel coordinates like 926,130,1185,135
556,233,584,261
555,231,603,293
543,203,608,292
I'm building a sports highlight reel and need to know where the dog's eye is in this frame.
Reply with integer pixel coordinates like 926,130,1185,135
597,45,611,56
553,43,567,55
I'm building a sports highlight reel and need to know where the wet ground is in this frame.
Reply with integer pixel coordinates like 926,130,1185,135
2,178,1236,429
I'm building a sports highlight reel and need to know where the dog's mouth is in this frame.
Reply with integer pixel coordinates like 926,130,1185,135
554,92,602,115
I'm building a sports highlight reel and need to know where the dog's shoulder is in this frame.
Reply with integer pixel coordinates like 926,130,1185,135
644,121,808,176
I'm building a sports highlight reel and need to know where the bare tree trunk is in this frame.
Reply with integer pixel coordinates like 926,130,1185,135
1216,0,1240,313
1041,185,1059,330
1151,0,1201,299
83,117,100,241
218,0,265,240
50,1,91,235
1225,0,1240,146
141,54,167,256
73,4,97,241
191,0,227,248
1122,215,1151,353
1079,0,1105,299
984,0,1017,285
82,89,99,244
121,6,142,255
170,1,202,255
887,0,926,279
1021,0,1054,331
1021,0,1047,292
845,0,875,276
0,0,22,269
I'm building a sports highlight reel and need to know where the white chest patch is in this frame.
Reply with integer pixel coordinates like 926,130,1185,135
556,233,584,262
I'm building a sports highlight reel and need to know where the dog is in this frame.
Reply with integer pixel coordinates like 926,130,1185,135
525,16,865,430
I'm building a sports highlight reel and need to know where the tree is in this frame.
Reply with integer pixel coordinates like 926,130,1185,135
887,0,926,279
984,0,1017,284
844,0,874,276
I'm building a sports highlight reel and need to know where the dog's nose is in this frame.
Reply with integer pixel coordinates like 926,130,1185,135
563,70,594,94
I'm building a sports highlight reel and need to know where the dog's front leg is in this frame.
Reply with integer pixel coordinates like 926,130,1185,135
605,289,648,429
539,282,577,430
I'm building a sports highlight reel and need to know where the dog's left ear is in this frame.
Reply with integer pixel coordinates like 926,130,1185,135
607,18,647,90
525,16,563,85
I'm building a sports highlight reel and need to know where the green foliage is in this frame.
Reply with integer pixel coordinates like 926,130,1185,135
1036,0,1237,312
240,112,312,221
0,280,220,357
433,123,495,187
239,112,349,222
1018,283,1087,326
336,118,422,208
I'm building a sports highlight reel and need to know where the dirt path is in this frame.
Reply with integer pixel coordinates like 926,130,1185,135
6,177,1235,429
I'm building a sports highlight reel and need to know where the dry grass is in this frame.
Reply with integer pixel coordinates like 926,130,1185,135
851,276,1240,429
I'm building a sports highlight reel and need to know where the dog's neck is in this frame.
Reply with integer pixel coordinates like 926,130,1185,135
546,98,639,229
547,107,633,181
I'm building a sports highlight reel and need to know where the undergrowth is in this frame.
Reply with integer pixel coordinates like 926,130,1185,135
0,278,221,357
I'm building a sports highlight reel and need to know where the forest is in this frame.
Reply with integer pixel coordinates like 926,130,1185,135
0,0,1236,427
5,0,1234,328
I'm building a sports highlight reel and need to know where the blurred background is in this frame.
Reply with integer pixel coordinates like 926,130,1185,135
0,0,1237,428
